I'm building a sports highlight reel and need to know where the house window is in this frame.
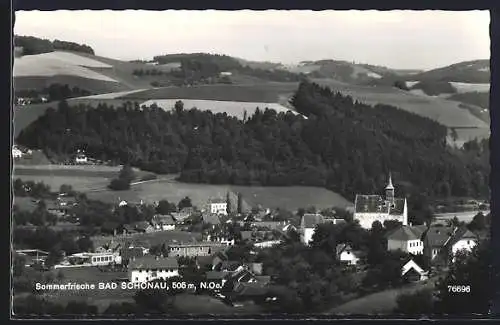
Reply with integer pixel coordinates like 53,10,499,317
467,240,470,245
135,277,138,281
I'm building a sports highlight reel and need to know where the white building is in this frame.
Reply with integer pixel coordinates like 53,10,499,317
128,256,179,283
12,146,23,159
353,173,408,229
151,214,176,231
336,244,361,265
445,227,478,262
208,198,228,215
300,213,326,245
386,225,427,255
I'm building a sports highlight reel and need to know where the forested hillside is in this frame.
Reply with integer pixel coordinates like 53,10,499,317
14,35,95,55
16,81,489,204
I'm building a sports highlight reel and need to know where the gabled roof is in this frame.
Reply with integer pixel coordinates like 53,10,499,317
424,226,455,248
401,259,427,276
446,227,478,248
301,214,324,229
336,243,353,256
233,282,268,297
152,214,176,225
128,256,178,270
208,198,226,204
387,225,427,241
123,224,137,232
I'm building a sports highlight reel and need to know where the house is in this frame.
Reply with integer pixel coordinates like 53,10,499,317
12,146,23,159
132,221,155,233
444,227,478,262
207,198,228,215
282,223,297,232
202,214,221,226
324,217,347,226
118,200,128,207
85,252,121,266
230,282,269,303
167,242,226,257
45,200,72,218
206,234,235,246
151,214,176,231
254,240,282,248
386,225,427,255
423,226,456,265
300,213,325,245
122,224,138,235
128,256,179,283
171,207,196,223
401,259,429,282
220,71,233,77
353,173,408,229
336,243,362,265
75,152,88,164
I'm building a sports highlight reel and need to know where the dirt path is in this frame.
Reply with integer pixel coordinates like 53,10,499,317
326,277,440,315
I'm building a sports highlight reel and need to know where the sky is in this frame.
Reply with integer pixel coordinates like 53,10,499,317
14,10,490,70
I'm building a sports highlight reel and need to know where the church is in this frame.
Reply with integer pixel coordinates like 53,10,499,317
353,173,408,229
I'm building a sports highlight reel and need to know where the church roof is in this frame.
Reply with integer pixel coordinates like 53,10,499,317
354,195,406,215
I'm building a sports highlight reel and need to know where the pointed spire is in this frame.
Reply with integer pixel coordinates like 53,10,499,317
385,172,394,190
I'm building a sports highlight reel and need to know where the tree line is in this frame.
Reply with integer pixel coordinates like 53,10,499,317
15,84,92,102
14,35,95,55
16,81,490,210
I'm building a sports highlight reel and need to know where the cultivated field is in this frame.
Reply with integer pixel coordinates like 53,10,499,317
140,99,298,119
12,165,154,192
312,78,489,129
14,51,117,82
119,83,299,104
449,82,490,93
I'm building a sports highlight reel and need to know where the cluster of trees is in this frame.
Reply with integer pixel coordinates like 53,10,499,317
15,84,92,103
17,81,490,211
14,35,95,55
108,165,136,190
13,179,52,198
410,81,457,96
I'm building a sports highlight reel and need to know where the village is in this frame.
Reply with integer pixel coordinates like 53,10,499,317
12,162,491,313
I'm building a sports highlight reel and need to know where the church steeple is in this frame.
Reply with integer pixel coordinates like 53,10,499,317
385,172,395,204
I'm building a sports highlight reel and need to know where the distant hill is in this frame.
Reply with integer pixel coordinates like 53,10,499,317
14,35,95,56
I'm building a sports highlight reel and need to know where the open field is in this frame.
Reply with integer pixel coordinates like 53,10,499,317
140,99,298,119
84,178,353,212
12,165,155,192
14,51,117,81
450,82,490,93
312,78,489,129
118,83,299,103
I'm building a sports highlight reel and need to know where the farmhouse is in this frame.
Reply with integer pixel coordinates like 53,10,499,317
151,214,176,231
353,174,408,229
74,150,88,164
300,213,325,245
336,243,362,266
386,225,427,255
423,226,455,265
128,256,179,283
401,259,429,282
131,221,155,233
444,227,478,262
207,198,228,215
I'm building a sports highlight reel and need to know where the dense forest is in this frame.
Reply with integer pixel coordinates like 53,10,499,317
16,81,490,206
14,35,95,55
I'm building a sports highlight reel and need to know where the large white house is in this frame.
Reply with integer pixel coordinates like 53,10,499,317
336,243,362,265
386,225,427,255
300,213,325,245
353,174,408,229
12,146,23,159
208,198,228,215
128,256,179,283
445,227,478,262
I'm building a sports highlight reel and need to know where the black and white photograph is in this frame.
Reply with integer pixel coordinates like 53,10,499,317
11,9,492,318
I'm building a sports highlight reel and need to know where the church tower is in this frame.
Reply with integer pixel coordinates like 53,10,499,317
385,172,395,205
